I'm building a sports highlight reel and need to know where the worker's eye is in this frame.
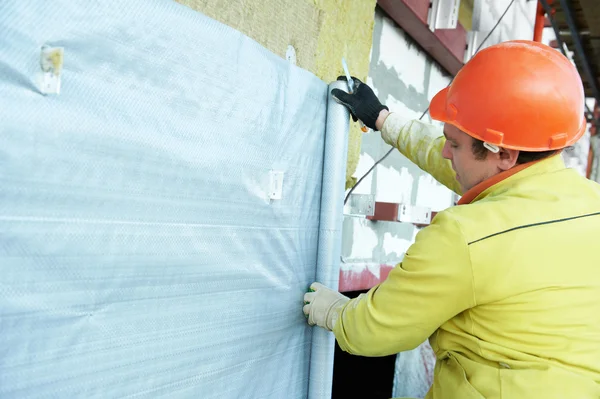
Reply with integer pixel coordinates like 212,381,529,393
449,142,458,149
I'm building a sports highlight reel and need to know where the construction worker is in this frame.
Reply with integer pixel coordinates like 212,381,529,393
303,40,600,398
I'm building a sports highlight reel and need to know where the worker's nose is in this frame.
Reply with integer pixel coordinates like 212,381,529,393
441,140,452,160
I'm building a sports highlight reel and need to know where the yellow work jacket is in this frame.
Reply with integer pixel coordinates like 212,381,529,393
333,113,600,398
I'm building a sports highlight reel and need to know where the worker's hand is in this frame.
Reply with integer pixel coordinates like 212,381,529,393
331,76,389,131
303,282,350,331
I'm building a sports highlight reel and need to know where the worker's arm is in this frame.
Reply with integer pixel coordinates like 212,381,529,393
379,111,461,194
332,211,475,356
331,77,461,194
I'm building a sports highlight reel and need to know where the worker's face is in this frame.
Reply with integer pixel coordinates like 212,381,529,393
441,124,519,193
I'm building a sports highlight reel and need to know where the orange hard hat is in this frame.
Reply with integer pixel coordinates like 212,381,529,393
430,40,586,151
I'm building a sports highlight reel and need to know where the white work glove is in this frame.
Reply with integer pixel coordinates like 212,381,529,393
303,282,350,331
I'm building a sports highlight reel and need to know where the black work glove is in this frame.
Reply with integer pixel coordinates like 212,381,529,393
331,76,388,131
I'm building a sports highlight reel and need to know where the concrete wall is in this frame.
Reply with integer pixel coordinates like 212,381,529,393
467,0,537,59
347,8,455,397
340,8,454,292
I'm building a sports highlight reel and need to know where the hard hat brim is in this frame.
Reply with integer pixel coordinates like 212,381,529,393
429,86,587,151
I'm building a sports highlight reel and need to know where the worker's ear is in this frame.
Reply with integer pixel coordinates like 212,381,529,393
497,148,519,171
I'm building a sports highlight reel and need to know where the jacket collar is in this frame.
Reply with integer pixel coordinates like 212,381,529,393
457,154,566,205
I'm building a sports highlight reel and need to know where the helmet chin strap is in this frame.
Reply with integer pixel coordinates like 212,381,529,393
483,142,500,153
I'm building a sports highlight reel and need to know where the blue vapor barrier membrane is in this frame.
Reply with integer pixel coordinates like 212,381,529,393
0,0,347,397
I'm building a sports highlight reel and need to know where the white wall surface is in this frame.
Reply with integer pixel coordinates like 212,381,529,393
467,0,536,59
340,9,454,282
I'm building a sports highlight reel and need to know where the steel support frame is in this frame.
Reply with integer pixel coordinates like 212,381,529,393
555,0,600,105
540,0,597,123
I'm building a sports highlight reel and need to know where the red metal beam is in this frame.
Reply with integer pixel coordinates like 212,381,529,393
586,146,594,179
377,0,466,76
533,1,545,42
396,0,429,22
366,201,400,222
366,201,436,227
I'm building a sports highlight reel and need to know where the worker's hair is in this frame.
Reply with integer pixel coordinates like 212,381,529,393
471,138,559,164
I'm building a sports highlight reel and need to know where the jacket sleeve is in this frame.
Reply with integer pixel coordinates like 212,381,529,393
332,211,476,356
380,113,462,195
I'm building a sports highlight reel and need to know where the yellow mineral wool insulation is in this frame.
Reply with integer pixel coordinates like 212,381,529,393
175,0,377,189
175,0,322,75
459,0,474,31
